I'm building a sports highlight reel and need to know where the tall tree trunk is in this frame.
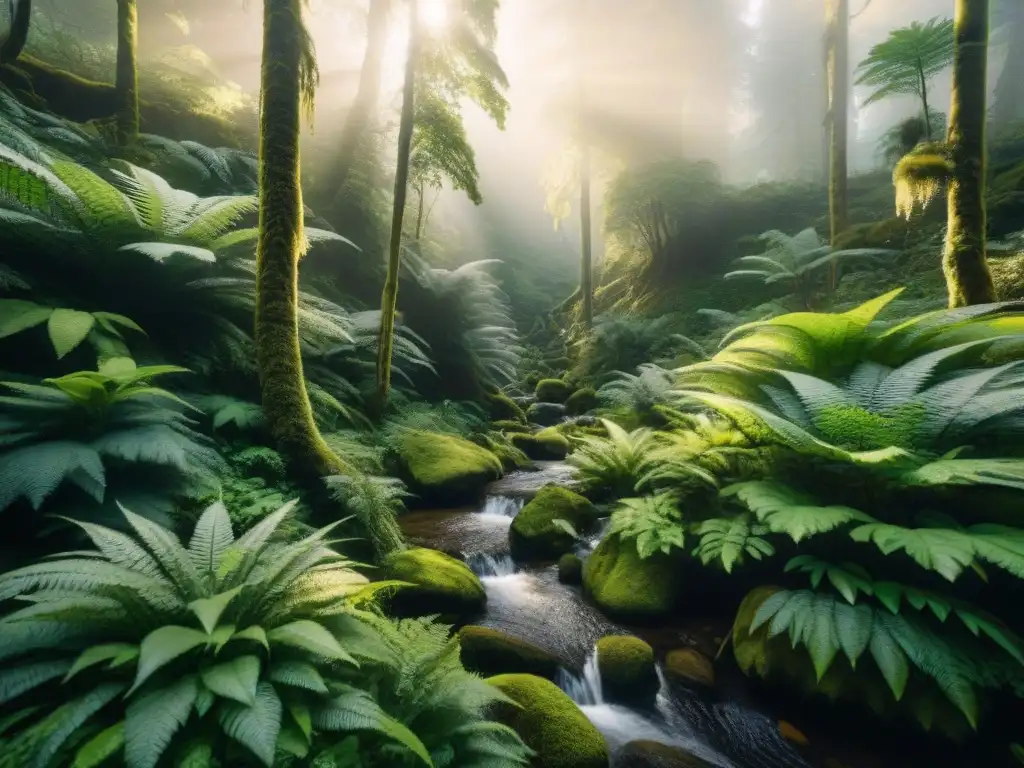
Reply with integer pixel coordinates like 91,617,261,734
326,0,390,214
992,0,1024,127
943,0,995,307
827,0,849,291
0,0,31,64
115,0,139,145
579,141,593,329
376,1,418,406
415,180,425,240
256,0,347,477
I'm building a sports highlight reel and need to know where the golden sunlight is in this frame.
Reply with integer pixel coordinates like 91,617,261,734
419,0,450,33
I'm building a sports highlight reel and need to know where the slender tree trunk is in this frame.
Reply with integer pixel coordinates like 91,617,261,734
943,0,995,307
415,180,425,240
115,0,139,145
579,141,593,329
376,1,418,406
326,0,390,214
827,0,849,293
918,62,932,139
256,0,348,477
992,0,1024,127
0,0,31,64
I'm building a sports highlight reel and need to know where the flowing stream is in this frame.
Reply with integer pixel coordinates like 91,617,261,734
402,463,814,768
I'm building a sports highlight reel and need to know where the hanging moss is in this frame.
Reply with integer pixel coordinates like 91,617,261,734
892,143,953,220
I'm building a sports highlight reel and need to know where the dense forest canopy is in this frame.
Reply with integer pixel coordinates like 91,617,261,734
1,0,1024,767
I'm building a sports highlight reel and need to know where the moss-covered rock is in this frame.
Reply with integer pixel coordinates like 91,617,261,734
615,741,716,768
383,548,486,619
488,392,527,423
509,486,596,560
396,430,503,506
526,401,567,426
459,626,560,679
510,428,570,460
535,378,573,403
565,387,599,415
492,419,532,434
596,635,659,705
486,674,609,768
664,648,715,689
558,553,583,584
583,534,679,623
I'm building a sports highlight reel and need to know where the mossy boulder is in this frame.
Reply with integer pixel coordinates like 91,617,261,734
595,635,659,705
558,553,583,584
583,534,679,623
488,392,527,423
509,486,596,560
486,674,609,768
510,428,570,460
526,402,566,426
396,430,503,506
615,741,716,768
492,419,532,434
664,648,715,689
383,548,486,619
459,626,560,679
535,378,573,404
565,387,599,415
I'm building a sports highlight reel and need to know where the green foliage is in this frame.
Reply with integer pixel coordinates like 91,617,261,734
0,358,221,526
0,499,420,767
692,515,774,573
724,228,896,308
567,419,659,497
597,364,681,417
607,494,685,558
573,313,705,382
855,17,954,116
326,473,409,560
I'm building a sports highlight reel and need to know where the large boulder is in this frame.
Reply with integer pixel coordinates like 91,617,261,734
510,486,597,560
565,387,599,416
583,534,679,623
614,741,717,768
383,547,486,619
396,430,503,506
510,428,570,460
459,626,560,679
487,674,609,768
664,648,715,689
527,402,566,426
596,635,659,706
535,378,573,403
488,391,527,423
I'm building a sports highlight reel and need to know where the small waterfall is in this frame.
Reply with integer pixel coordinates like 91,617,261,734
466,552,517,577
556,652,603,706
479,495,524,518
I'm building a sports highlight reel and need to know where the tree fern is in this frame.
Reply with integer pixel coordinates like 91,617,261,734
0,499,425,768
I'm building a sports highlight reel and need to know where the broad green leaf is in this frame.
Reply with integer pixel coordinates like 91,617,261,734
0,299,52,339
850,524,975,582
48,308,96,359
201,656,260,706
218,681,282,767
130,626,208,694
72,722,124,768
266,620,357,665
869,624,909,700
65,643,138,682
126,675,198,768
188,587,242,634
231,625,269,651
314,687,432,766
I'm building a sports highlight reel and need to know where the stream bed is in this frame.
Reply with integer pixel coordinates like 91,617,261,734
401,462,818,768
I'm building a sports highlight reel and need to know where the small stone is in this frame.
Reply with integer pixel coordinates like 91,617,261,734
778,720,809,747
664,648,715,688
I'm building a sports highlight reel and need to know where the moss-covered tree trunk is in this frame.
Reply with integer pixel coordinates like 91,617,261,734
943,0,996,307
376,0,419,406
115,0,139,145
579,141,593,329
827,0,849,292
0,0,31,65
256,0,347,477
326,0,390,214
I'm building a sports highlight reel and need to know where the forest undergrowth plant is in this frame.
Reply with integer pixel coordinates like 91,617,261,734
668,291,1024,734
0,499,426,768
724,227,897,309
572,312,706,383
0,357,221,529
